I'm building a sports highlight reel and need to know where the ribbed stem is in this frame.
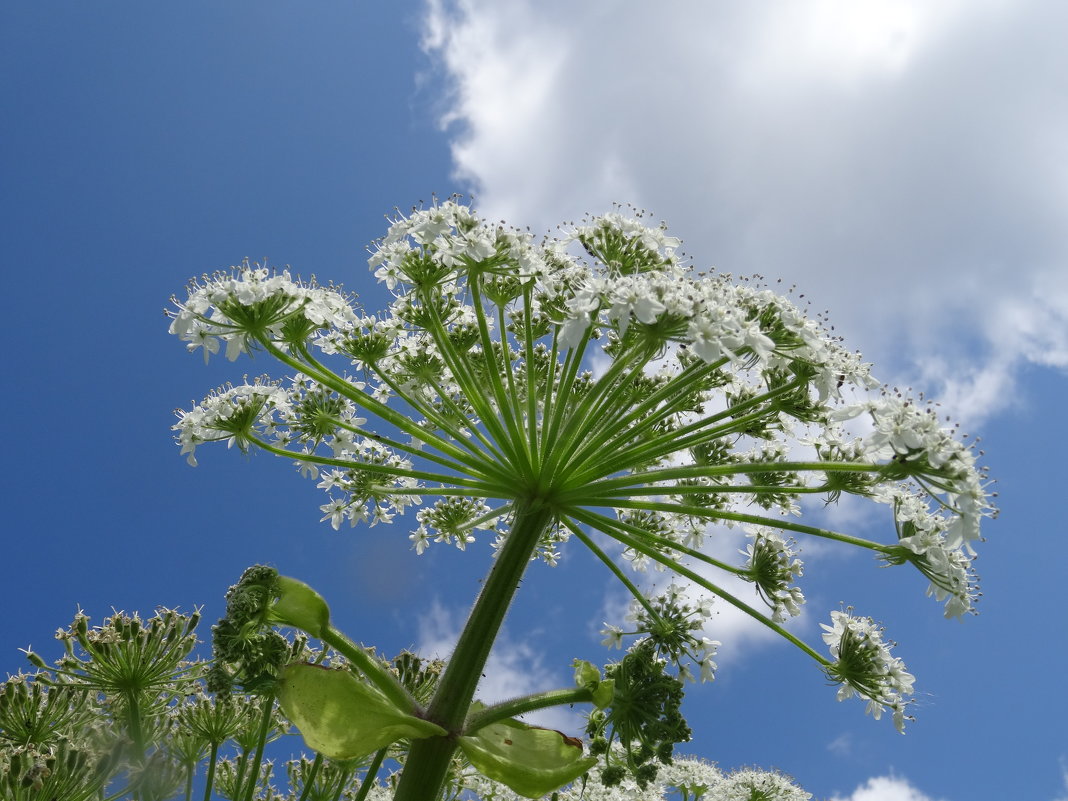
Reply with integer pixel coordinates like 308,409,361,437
392,501,555,801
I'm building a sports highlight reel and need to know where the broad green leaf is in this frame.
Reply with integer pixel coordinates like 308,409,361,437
268,576,331,638
459,714,596,798
278,663,446,760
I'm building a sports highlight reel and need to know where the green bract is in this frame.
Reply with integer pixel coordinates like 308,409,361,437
277,663,446,760
573,659,615,710
458,706,597,798
269,575,331,639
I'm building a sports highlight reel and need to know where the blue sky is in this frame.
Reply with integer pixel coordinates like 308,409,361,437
2,3,1066,800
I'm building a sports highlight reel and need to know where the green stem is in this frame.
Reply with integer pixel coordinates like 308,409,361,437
607,498,889,552
564,521,659,619
521,285,541,471
248,435,510,495
540,331,590,461
573,507,745,577
498,302,526,452
557,356,728,480
353,749,387,801
569,507,827,665
296,753,323,801
261,339,478,469
294,340,505,479
567,387,804,488
202,742,218,801
392,501,556,801
470,274,533,480
124,688,146,764
543,343,650,483
536,326,563,458
320,628,416,712
241,693,276,801
567,460,881,501
464,687,594,733
362,353,511,478
422,284,515,452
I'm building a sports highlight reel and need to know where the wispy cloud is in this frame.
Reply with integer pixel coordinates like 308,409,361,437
422,0,1068,425
827,732,853,756
1052,756,1068,801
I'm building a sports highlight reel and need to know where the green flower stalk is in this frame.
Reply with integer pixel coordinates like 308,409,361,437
168,201,994,797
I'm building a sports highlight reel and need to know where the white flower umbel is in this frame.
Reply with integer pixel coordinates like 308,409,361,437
170,201,993,796
821,610,916,733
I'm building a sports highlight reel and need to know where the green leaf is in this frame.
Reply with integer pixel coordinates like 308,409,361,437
268,575,331,638
459,712,597,798
278,663,446,760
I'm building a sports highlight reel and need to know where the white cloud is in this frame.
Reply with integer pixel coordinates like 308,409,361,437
1053,756,1068,801
422,0,1068,425
831,775,947,801
416,599,581,732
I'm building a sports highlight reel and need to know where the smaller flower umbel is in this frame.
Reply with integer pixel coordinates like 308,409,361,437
601,584,719,684
822,610,915,733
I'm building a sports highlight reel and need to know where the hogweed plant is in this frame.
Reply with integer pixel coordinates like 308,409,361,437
2,202,992,800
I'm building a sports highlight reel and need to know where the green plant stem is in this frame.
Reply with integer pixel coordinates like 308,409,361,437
247,435,509,494
421,298,521,468
392,501,556,801
124,688,146,764
608,498,889,552
557,355,729,479
565,521,659,619
319,628,416,713
241,693,276,801
296,753,323,801
353,749,387,801
262,339,478,469
464,274,530,476
570,460,881,501
578,387,801,481
569,506,828,665
202,743,219,801
464,687,594,733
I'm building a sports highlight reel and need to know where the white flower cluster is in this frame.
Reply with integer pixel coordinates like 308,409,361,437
741,530,805,623
821,611,915,732
169,264,357,364
174,374,421,527
445,752,809,801
173,379,288,466
603,584,720,682
409,497,495,554
833,396,989,541
822,395,992,618
368,201,547,290
314,441,422,530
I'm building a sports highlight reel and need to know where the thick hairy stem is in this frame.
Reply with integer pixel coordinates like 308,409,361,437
392,501,555,801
